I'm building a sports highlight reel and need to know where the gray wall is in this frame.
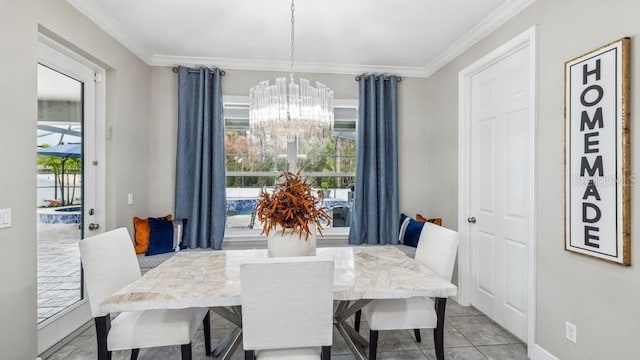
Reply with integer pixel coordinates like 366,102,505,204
38,0,152,235
423,0,640,358
0,0,152,357
0,1,39,358
148,68,430,219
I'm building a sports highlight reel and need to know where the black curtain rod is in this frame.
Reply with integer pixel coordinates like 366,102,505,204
172,66,226,76
355,74,402,82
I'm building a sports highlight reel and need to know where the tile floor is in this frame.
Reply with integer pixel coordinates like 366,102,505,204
45,300,528,360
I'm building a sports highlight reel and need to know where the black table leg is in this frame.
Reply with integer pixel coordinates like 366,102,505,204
180,343,192,360
434,298,447,360
354,309,361,332
203,310,212,355
95,316,111,360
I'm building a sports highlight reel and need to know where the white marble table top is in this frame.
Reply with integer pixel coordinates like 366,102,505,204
100,246,457,313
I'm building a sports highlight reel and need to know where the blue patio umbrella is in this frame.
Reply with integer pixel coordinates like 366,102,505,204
37,144,82,205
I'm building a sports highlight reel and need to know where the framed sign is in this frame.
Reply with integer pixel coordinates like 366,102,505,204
565,38,630,265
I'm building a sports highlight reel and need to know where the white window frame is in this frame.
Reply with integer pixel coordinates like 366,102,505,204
222,96,357,243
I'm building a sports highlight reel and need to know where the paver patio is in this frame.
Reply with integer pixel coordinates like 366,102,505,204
37,222,82,323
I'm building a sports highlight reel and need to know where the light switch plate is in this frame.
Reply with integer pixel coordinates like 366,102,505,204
0,208,11,229
127,193,134,205
566,321,577,344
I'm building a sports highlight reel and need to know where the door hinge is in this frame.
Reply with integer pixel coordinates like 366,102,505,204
95,73,104,83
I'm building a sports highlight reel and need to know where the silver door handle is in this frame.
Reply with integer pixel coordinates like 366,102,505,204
467,217,476,224
88,223,100,231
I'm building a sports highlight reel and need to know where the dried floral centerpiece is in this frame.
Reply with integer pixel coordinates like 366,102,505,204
256,170,332,242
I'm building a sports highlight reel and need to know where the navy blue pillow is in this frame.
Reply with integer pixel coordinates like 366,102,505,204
146,217,175,256
399,214,408,232
398,213,425,247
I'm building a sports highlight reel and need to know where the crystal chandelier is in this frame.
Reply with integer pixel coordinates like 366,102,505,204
249,0,334,142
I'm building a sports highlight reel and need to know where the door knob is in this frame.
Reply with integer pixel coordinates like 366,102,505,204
88,223,100,231
467,217,476,224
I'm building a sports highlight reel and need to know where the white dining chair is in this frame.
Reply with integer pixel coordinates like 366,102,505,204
355,222,459,360
240,256,335,360
79,227,211,360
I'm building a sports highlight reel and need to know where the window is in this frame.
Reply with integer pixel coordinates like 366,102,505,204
224,96,357,231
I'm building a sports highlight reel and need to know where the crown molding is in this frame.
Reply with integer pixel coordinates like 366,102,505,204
423,0,535,77
67,0,534,79
150,55,429,78
66,0,152,63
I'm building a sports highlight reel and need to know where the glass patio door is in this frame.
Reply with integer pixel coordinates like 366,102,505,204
37,38,105,354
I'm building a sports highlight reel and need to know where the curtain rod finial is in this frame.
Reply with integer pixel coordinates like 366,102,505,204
172,66,226,76
355,74,402,82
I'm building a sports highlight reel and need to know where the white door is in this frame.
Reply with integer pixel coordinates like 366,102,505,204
37,38,105,354
468,45,531,341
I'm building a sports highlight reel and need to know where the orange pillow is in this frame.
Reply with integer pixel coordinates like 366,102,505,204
416,213,442,226
134,214,172,254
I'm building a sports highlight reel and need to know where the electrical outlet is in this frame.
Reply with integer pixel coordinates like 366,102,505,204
566,321,577,343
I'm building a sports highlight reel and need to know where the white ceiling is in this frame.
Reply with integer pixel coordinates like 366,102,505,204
68,0,534,78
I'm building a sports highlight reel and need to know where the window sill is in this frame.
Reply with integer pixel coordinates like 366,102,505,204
223,227,350,249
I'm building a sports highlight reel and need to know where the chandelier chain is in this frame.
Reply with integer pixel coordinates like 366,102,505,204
290,0,295,80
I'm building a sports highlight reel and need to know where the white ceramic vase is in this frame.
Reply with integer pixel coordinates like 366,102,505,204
267,225,317,257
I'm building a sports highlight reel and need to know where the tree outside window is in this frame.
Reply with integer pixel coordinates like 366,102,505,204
223,99,357,229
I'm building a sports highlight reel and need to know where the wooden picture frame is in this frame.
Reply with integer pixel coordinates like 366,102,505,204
564,38,631,265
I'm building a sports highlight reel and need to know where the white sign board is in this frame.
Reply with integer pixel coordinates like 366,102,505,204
564,38,630,265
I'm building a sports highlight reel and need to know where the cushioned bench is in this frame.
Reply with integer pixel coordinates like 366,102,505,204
134,217,185,271
135,213,427,271
395,244,417,258
136,252,176,271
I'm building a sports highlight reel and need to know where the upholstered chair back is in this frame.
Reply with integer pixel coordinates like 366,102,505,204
240,256,334,351
79,228,142,317
414,222,459,281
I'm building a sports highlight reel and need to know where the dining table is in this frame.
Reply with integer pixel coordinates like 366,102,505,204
101,246,457,360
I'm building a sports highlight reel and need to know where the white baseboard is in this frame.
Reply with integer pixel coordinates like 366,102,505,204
38,321,93,359
531,344,559,360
